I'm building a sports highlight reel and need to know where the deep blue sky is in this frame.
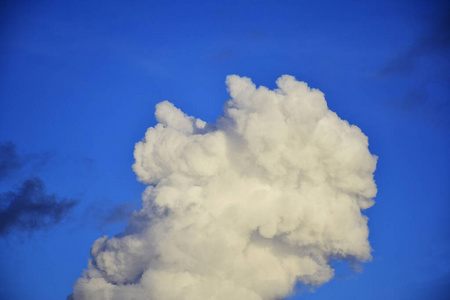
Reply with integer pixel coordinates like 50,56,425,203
0,0,449,299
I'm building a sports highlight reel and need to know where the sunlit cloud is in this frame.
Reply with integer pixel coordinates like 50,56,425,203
72,75,377,300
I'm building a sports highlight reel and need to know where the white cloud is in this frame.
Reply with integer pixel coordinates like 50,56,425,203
72,75,377,300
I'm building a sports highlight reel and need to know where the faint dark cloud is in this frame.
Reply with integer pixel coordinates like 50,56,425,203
399,272,450,300
379,3,450,130
380,7,450,76
251,29,266,39
0,142,23,181
398,225,450,300
82,199,135,231
0,141,78,237
102,202,135,225
382,87,450,129
208,49,234,63
0,141,53,183
0,177,78,237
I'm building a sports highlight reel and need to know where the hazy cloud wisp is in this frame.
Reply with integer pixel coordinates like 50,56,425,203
379,4,450,130
0,177,78,237
0,141,78,237
0,141,23,181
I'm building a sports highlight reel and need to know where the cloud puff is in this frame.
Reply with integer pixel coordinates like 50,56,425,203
0,177,78,237
72,75,377,300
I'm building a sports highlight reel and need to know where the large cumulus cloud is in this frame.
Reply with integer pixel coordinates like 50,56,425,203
72,75,377,300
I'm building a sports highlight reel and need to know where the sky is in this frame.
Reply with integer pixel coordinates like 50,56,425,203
0,0,449,299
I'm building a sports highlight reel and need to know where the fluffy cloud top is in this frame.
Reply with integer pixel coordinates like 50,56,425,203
72,75,377,300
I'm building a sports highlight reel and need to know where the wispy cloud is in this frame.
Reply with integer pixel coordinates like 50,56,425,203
399,272,450,300
82,199,135,232
0,141,53,183
0,177,78,237
380,6,450,76
0,142,23,181
379,4,450,130
382,87,450,129
0,141,78,237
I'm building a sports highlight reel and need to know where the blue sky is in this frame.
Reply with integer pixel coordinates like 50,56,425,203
0,0,449,299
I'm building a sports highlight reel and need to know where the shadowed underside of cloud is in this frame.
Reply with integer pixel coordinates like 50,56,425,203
0,177,78,237
72,75,377,300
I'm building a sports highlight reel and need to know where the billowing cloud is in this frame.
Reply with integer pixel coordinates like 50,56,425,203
72,75,377,300
0,177,78,237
